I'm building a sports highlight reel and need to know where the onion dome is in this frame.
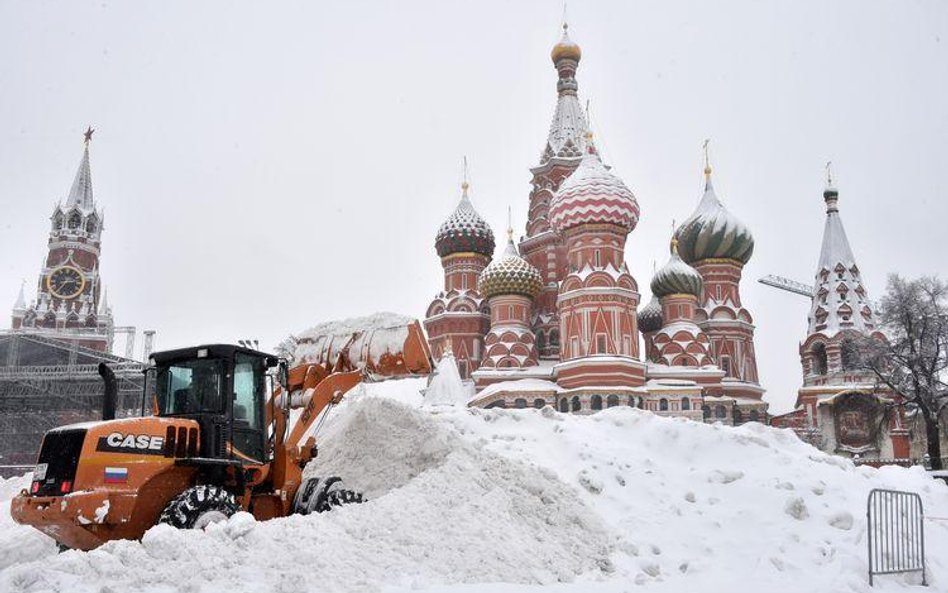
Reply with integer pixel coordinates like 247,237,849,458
675,164,754,265
549,137,640,234
435,182,496,258
478,232,543,299
651,238,704,299
637,294,663,333
551,23,582,63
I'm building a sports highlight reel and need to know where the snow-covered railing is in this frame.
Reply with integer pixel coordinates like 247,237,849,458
867,488,926,586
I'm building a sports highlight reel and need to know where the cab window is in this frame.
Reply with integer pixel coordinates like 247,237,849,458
155,358,224,415
233,353,264,430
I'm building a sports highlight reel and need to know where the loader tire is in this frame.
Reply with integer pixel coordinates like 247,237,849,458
294,477,364,515
312,477,364,513
158,485,240,530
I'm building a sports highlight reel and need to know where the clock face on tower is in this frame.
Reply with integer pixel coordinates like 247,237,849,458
46,265,86,300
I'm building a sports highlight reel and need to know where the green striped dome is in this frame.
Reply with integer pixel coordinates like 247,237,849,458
675,178,754,265
650,241,704,299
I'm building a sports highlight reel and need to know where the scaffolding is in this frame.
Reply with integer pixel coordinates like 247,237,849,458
0,331,145,474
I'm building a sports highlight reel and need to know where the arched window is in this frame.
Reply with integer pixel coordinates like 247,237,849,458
591,395,603,410
733,409,743,424
571,396,581,412
715,405,727,419
514,398,527,409
841,338,860,371
702,405,711,420
559,398,568,413
811,343,828,376
533,399,545,409
681,398,691,411
637,397,645,409
53,212,64,231
749,410,760,423
549,330,560,347
659,398,669,411
535,331,546,351
485,400,506,409
607,394,619,408
720,356,731,377
68,211,82,229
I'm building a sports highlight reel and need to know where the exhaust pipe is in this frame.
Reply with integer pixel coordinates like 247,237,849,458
98,362,117,421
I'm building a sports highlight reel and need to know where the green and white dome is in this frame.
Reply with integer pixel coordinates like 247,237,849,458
675,173,754,265
650,239,704,299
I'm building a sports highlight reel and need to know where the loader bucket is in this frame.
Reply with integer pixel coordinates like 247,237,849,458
291,314,433,379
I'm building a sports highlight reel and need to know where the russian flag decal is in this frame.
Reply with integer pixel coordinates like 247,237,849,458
104,467,128,484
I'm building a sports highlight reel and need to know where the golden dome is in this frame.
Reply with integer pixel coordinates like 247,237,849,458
551,24,582,63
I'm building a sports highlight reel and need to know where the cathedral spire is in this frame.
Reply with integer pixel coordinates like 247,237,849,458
703,138,713,189
541,22,587,163
13,281,26,311
66,128,95,212
807,172,873,337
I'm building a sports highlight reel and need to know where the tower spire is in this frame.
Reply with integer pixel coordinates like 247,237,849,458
66,129,96,212
13,281,26,310
462,156,469,193
703,138,712,186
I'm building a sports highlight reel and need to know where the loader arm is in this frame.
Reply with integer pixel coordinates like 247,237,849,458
268,317,434,510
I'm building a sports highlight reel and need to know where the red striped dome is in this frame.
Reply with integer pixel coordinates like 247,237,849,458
549,150,639,234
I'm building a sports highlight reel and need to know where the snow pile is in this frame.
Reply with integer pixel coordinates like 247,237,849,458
289,312,414,366
439,406,948,591
0,474,57,570
2,381,948,592
422,353,471,407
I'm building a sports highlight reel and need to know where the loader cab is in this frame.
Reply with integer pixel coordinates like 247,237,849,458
148,345,281,464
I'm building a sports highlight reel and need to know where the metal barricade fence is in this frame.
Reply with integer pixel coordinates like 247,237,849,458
867,488,926,586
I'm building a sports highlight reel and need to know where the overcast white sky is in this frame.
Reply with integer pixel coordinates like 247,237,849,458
1,0,946,413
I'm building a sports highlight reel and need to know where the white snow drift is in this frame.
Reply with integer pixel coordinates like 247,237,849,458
1,377,947,592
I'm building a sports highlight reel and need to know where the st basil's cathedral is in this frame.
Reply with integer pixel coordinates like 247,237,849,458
424,25,767,424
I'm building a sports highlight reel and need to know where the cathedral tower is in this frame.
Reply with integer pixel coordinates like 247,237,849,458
648,238,713,367
799,177,882,386
675,152,761,396
478,228,544,369
518,24,589,360
549,135,644,388
11,129,113,352
424,180,495,378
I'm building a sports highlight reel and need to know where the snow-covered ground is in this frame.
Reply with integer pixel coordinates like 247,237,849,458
1,377,946,592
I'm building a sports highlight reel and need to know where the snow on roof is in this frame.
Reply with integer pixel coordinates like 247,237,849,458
542,90,587,162
424,353,473,407
65,145,96,212
806,187,875,338
474,378,563,402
